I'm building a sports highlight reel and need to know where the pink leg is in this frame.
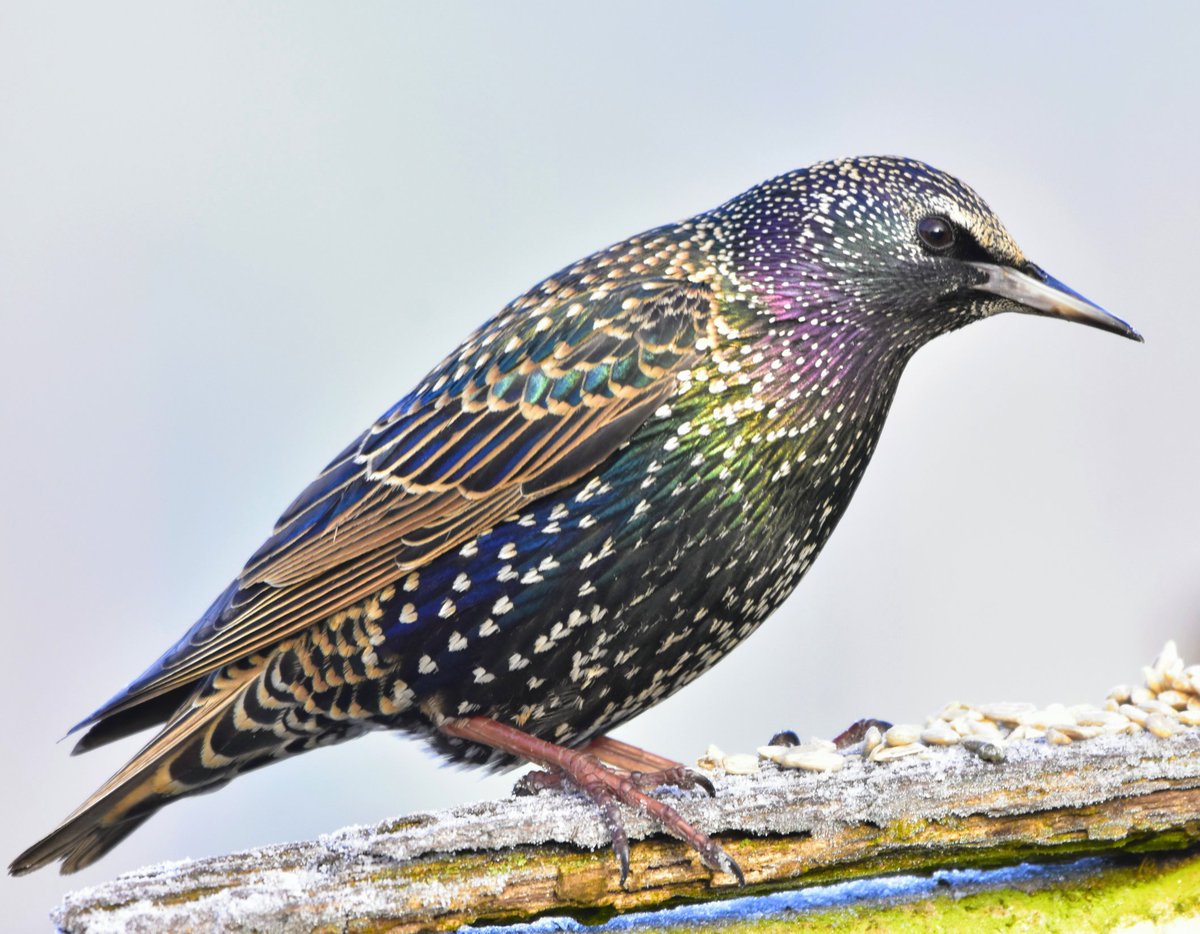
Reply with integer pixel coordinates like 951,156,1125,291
440,717,742,886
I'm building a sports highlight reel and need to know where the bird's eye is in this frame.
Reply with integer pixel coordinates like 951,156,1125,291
917,215,956,253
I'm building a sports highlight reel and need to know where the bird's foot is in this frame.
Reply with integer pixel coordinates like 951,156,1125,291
442,716,743,887
515,763,714,798
512,767,568,796
627,765,716,798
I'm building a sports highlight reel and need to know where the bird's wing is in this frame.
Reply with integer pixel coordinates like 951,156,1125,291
86,276,713,722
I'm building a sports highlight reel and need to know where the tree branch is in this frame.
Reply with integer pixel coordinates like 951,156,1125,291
53,730,1200,932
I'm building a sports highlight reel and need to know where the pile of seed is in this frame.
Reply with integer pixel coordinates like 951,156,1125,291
698,640,1200,776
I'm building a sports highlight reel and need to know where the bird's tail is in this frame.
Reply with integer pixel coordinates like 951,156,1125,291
10,659,288,875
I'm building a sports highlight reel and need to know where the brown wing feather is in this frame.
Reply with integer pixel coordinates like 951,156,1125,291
95,276,713,715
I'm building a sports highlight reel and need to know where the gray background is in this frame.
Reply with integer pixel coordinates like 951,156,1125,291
2,3,1197,928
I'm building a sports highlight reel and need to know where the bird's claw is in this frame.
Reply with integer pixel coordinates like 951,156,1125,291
628,765,716,798
512,768,565,796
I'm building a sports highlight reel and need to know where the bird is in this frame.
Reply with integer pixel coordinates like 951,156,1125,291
10,156,1141,884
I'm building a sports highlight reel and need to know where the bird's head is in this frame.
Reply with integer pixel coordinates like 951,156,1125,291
714,156,1141,349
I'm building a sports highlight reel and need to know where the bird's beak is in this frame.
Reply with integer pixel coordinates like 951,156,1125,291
966,261,1143,342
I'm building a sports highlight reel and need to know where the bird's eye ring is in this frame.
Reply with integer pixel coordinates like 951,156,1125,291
917,215,956,253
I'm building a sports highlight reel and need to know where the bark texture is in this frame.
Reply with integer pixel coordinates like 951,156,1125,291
53,731,1200,932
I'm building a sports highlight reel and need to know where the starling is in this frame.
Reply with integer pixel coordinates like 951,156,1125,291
11,156,1140,883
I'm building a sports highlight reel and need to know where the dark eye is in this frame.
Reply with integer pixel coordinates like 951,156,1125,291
917,215,956,253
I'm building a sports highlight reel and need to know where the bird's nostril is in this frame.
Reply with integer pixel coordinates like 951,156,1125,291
1022,261,1049,282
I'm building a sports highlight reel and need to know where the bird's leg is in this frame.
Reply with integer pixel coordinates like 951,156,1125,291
440,717,743,887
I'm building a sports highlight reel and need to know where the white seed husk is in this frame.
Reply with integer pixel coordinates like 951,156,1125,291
1131,686,1155,706
722,753,759,775
933,702,970,721
968,719,1006,739
870,742,928,762
1139,699,1179,718
1074,709,1128,729
978,702,1034,725
884,724,922,747
1120,704,1149,726
1179,709,1200,727
1020,704,1076,731
697,744,725,770
863,725,883,754
1156,690,1189,709
920,721,960,746
1145,713,1180,738
1165,670,1193,693
779,748,845,772
1056,724,1102,741
1154,640,1181,675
